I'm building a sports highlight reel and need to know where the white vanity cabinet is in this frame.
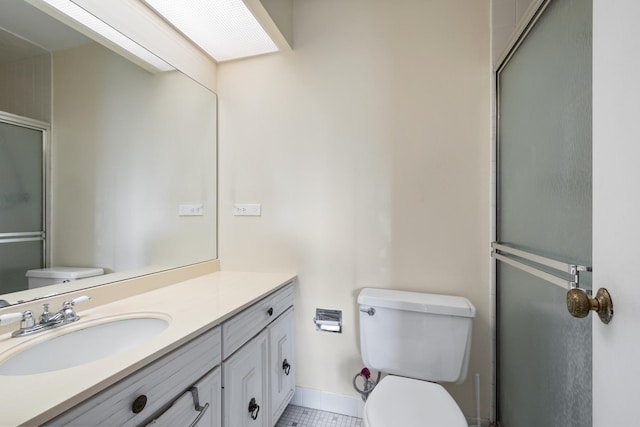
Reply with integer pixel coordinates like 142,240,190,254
45,326,222,427
43,281,295,427
222,283,295,427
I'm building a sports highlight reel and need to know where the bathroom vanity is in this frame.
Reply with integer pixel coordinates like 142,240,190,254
0,269,296,427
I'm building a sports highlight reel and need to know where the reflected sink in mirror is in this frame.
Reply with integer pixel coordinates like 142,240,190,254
0,315,169,376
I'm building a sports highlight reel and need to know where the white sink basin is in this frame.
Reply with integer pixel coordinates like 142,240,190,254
0,316,169,376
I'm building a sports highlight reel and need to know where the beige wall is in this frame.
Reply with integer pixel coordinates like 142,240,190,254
218,0,491,419
0,54,51,122
51,42,217,273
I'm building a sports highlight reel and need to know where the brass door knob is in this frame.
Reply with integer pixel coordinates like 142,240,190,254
566,287,613,324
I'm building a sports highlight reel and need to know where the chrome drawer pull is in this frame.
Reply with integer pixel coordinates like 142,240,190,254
188,402,209,427
189,386,210,427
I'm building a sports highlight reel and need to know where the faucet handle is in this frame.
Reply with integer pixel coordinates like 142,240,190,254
0,312,25,326
0,310,35,328
63,295,91,309
61,296,91,322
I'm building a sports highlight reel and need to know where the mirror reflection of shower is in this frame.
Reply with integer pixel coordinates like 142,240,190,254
0,132,32,211
0,115,46,294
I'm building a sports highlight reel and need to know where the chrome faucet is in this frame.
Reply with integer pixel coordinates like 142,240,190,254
0,296,90,337
40,303,60,324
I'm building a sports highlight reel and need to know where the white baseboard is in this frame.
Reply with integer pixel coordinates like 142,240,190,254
290,387,365,418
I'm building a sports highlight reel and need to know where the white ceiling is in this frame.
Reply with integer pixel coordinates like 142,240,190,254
0,0,90,64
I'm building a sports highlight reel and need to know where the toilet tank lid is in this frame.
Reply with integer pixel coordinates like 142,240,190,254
25,267,104,279
358,288,476,318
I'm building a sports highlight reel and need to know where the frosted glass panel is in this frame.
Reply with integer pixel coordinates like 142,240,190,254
497,0,592,425
498,266,591,426
0,121,43,233
0,241,42,293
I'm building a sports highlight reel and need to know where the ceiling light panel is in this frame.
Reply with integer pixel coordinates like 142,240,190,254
143,0,278,62
40,0,174,71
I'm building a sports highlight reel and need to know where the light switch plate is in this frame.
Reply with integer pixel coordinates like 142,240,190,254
233,203,261,216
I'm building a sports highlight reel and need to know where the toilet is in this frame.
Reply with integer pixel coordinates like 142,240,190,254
358,288,476,427
25,267,104,289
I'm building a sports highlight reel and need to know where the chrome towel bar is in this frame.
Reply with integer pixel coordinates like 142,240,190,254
491,242,613,324
491,242,590,289
492,252,571,290
492,243,590,276
0,231,44,244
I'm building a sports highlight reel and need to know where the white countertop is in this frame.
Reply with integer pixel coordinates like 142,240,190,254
0,270,296,427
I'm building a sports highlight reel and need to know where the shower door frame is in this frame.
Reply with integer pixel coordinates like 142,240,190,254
493,0,639,425
494,0,592,424
0,110,51,268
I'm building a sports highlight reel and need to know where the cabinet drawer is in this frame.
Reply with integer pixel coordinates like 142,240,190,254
145,367,221,427
222,283,294,359
46,326,221,427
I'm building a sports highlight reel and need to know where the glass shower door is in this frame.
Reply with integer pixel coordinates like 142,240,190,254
496,0,592,426
0,116,46,293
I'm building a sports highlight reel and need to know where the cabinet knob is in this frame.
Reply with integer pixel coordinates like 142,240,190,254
282,359,291,375
248,397,260,420
267,307,273,316
131,395,148,414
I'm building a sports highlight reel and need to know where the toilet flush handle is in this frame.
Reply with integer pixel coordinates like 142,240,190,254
359,307,375,316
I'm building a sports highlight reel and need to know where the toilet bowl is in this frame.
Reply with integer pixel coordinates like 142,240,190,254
358,288,476,427
362,376,467,427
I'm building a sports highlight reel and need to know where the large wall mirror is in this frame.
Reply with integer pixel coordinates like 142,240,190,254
0,1,217,306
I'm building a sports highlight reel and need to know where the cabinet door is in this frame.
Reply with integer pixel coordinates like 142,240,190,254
269,308,295,426
223,330,269,427
144,367,221,427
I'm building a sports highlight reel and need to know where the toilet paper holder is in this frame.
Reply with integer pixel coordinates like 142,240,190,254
313,309,342,333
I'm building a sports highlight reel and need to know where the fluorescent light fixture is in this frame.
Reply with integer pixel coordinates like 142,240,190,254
39,0,174,72
143,0,279,62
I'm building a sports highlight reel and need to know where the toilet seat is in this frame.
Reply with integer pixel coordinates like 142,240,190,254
363,376,467,427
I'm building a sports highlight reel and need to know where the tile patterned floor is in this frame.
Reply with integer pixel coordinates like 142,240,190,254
276,405,363,427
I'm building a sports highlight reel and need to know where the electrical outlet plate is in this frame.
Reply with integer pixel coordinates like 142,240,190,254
179,204,204,216
233,203,261,216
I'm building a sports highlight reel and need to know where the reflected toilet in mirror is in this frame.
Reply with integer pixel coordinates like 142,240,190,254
25,267,104,289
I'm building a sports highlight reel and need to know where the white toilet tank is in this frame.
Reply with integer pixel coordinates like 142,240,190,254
25,267,104,289
358,288,476,384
